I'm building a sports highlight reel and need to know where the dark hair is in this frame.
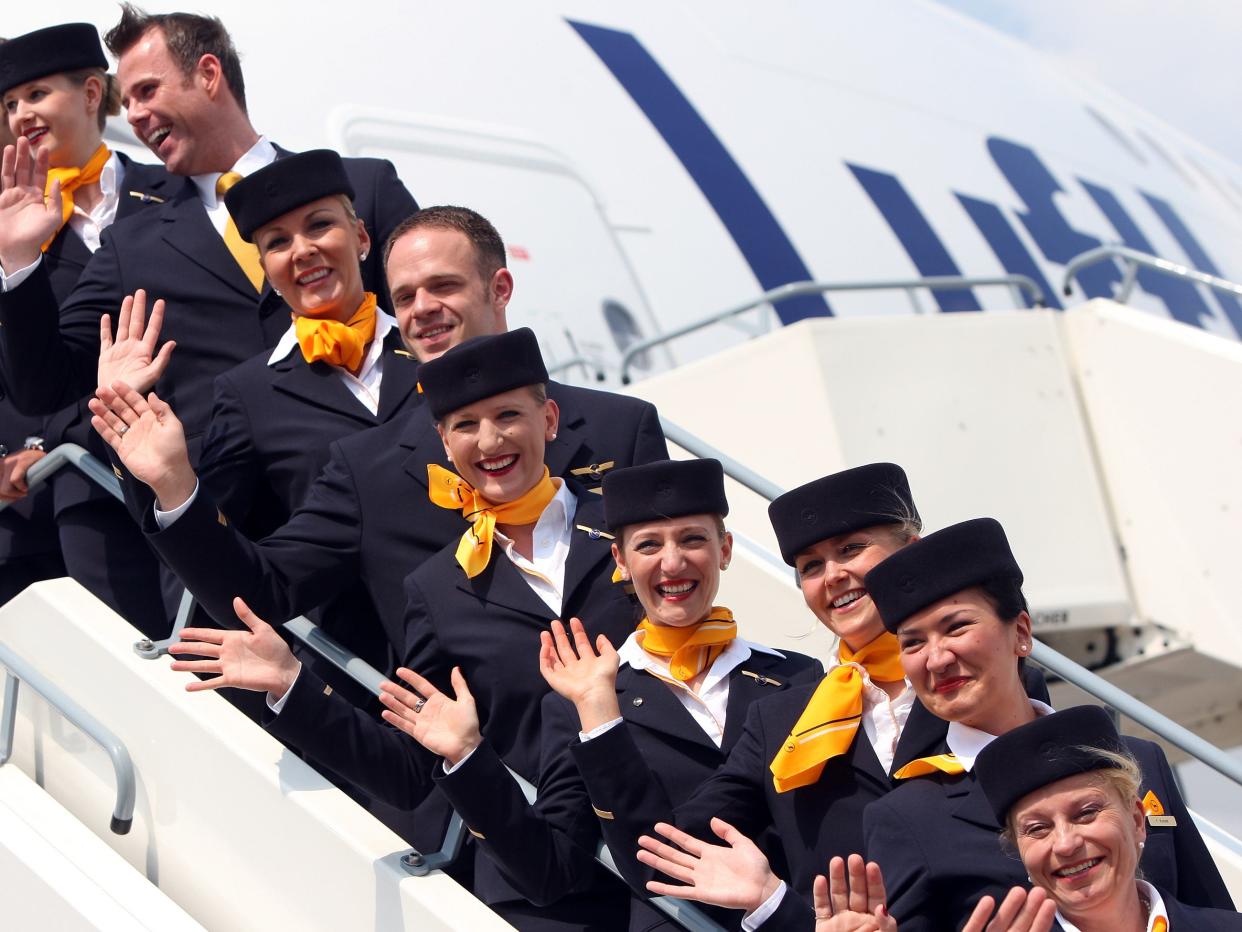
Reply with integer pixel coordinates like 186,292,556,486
64,68,121,131
105,4,247,112
383,205,507,282
978,576,1028,622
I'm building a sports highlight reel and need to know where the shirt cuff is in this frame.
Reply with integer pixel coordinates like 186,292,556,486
578,716,623,743
266,662,304,714
153,480,200,529
741,881,787,931
441,744,480,775
0,255,41,292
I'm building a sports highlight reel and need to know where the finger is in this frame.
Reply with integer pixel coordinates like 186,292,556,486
813,874,830,918
636,832,700,871
961,895,996,932
568,616,595,657
128,290,147,341
89,411,124,449
449,666,473,704
596,632,617,659
149,339,176,381
654,820,705,857
10,460,30,490
633,844,696,882
865,860,888,912
393,667,440,699
379,679,426,713
990,886,1031,928
828,855,849,915
1011,886,1053,932
232,597,270,633
378,691,423,725
175,627,227,646
380,707,421,741
116,294,134,344
110,380,151,416
100,312,114,353
643,877,695,899
143,298,166,351
184,677,230,693
847,852,868,913
1033,895,1057,932
33,144,50,195
168,659,223,674
1,142,15,189
538,631,560,677
167,641,221,657
549,617,577,663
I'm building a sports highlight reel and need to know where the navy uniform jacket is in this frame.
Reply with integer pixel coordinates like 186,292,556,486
434,646,825,931
864,736,1235,931
264,489,640,930
0,153,416,463
142,383,668,649
0,387,59,566
1140,895,1242,930
571,675,951,926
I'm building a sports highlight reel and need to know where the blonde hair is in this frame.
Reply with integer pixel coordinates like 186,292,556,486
65,68,120,132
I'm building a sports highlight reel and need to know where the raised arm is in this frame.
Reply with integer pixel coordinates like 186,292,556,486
0,140,62,275
89,381,196,511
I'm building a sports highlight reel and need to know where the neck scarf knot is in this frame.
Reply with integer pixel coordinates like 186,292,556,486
769,632,906,792
43,144,110,251
637,607,736,682
294,292,378,372
427,463,558,577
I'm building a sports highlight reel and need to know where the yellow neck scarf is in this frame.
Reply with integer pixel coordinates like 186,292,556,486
637,607,737,682
892,753,966,780
43,144,110,251
294,292,378,372
427,464,558,577
770,632,906,792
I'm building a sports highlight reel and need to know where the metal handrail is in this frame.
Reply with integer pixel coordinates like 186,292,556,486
1028,643,1242,787
0,642,136,834
620,274,1048,383
0,442,122,513
546,355,606,383
1062,244,1242,304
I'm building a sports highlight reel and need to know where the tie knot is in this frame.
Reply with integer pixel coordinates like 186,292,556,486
216,171,243,197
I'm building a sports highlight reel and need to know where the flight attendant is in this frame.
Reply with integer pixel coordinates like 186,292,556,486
379,457,821,928
858,518,1233,930
561,465,955,924
974,706,1242,931
0,23,169,634
99,328,641,929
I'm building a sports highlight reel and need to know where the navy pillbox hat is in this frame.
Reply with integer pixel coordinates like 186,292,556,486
418,328,548,420
0,24,108,96
974,705,1127,821
603,459,728,532
864,517,1022,633
767,463,915,566
224,149,356,242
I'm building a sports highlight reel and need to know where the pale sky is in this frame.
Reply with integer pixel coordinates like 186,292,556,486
936,1,1242,166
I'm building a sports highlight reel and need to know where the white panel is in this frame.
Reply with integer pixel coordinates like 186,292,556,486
631,313,1133,636
0,581,510,932
1063,300,1242,666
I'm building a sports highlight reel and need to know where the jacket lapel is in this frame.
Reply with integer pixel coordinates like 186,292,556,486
561,493,616,600
948,770,1002,830
377,331,420,421
114,154,173,221
269,353,378,424
456,548,558,623
616,666,719,752
46,227,91,277
158,180,264,301
722,655,792,751
399,403,440,490
890,701,950,776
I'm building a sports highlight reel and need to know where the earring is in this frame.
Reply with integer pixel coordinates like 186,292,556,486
1139,841,1145,850
550,433,557,440
360,251,368,261
620,569,629,580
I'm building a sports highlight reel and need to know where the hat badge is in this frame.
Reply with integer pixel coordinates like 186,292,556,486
897,573,918,593
800,507,817,524
264,180,279,196
656,482,673,498
465,366,481,382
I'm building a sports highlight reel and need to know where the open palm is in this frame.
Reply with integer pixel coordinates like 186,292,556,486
379,666,482,765
88,382,192,496
0,140,63,270
98,290,177,395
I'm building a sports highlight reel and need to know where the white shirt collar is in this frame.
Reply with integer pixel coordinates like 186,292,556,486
618,629,785,693
946,698,1056,771
268,307,396,366
1054,880,1167,932
100,151,122,201
192,136,277,207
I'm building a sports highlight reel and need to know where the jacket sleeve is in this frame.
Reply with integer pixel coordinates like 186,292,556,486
861,794,935,932
144,438,364,628
358,159,417,310
434,694,603,906
0,259,103,414
571,699,775,896
197,371,263,529
264,574,441,810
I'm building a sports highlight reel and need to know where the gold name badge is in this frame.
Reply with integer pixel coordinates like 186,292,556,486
1148,815,1178,827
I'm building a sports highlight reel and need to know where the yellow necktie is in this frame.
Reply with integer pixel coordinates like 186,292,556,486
43,144,111,251
770,633,906,792
892,753,967,780
215,171,264,291
294,292,378,372
637,607,737,682
427,465,559,577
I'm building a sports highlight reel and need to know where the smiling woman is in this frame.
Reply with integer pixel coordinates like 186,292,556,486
975,706,1242,931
